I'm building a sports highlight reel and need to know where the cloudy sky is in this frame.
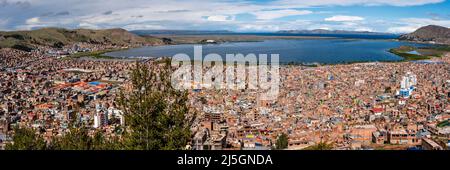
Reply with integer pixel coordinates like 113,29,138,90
0,0,450,33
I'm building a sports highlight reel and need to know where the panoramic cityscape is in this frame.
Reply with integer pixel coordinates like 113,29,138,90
1,0,450,152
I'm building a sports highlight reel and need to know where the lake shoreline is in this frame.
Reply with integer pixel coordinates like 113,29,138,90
78,36,448,67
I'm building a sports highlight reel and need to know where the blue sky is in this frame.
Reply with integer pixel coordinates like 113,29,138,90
0,0,449,33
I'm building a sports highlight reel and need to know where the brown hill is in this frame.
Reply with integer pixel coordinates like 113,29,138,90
0,27,164,50
398,25,450,45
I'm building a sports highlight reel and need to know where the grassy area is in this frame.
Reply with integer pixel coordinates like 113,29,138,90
389,49,430,60
418,45,450,57
431,45,450,51
437,120,449,128
389,45,450,61
69,49,122,59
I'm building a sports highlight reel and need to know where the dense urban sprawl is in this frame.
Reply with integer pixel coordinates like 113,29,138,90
1,44,449,150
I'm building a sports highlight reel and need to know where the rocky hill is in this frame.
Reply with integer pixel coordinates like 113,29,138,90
398,25,450,45
0,27,164,50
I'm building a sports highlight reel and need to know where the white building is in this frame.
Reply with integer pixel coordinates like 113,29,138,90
93,104,108,128
93,113,101,128
399,72,417,98
400,72,417,89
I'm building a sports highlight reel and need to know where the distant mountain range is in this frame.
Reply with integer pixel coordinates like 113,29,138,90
131,30,233,36
0,28,163,51
399,25,450,45
276,29,391,35
132,29,392,36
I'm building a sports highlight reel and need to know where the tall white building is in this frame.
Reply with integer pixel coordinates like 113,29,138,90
93,113,101,128
401,72,417,89
399,72,417,98
93,103,108,128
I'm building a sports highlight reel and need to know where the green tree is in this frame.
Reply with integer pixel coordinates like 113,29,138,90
118,61,191,150
275,133,289,150
385,87,392,93
91,131,123,150
49,127,120,150
5,126,47,150
50,127,92,150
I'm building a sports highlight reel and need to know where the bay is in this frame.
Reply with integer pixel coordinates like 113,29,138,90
104,39,430,64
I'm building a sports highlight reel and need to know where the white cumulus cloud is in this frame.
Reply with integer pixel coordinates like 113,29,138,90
206,15,234,22
387,26,418,33
25,17,40,24
0,0,447,31
251,9,312,20
325,15,364,22
355,27,374,32
275,0,444,7
386,18,450,33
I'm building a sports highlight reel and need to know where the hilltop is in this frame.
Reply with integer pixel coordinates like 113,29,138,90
398,25,450,45
0,28,164,51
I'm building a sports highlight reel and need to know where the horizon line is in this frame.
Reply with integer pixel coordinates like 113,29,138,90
0,26,405,34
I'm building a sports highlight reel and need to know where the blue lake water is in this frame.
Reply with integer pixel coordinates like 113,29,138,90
406,50,421,55
104,39,430,64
